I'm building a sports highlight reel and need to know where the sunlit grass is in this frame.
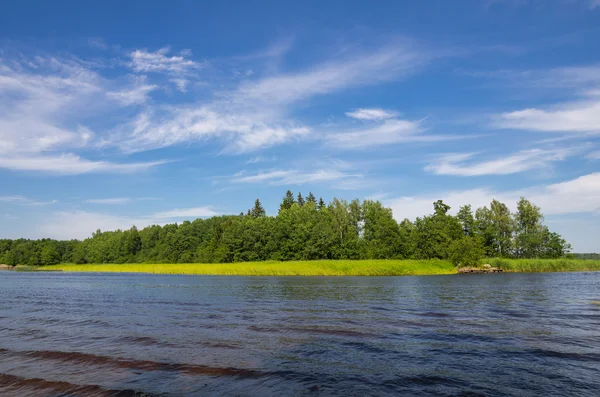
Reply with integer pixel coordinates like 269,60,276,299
486,258,600,273
42,260,457,276
36,258,600,276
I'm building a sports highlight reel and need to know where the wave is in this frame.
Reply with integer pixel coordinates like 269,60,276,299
0,373,158,397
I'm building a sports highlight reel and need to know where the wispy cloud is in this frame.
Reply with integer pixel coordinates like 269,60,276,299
586,150,600,160
326,110,462,149
34,205,219,240
84,197,160,204
152,206,218,219
85,197,132,204
0,54,171,175
0,154,168,175
0,195,57,206
471,63,600,134
345,108,398,120
231,168,364,188
107,76,157,105
128,47,202,75
110,40,433,154
327,118,428,149
425,147,577,176
493,100,600,133
385,171,600,222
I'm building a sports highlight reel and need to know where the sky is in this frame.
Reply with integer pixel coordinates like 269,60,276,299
1,0,600,252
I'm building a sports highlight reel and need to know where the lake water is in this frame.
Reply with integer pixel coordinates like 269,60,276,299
1,272,599,396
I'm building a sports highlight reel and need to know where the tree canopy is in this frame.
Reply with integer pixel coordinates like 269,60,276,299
0,193,571,266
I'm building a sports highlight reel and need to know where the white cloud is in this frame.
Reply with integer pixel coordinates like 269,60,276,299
152,206,218,219
385,172,600,222
85,198,132,204
34,205,219,240
169,78,188,93
586,150,600,160
36,211,152,240
107,76,157,105
494,100,600,133
236,42,427,106
232,168,363,187
345,108,398,120
327,118,445,149
0,195,57,206
425,147,576,176
0,57,103,155
128,47,201,75
111,107,311,154
0,55,172,175
246,156,266,164
0,154,167,175
108,42,431,154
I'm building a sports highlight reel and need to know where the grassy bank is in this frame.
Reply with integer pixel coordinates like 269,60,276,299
42,260,456,276
31,258,600,276
487,258,600,273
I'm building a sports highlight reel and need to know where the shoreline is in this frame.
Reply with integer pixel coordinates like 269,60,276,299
13,258,600,276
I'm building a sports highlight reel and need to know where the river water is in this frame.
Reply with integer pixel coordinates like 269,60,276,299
0,272,599,396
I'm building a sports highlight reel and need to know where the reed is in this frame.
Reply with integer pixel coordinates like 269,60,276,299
486,258,600,273
42,259,457,276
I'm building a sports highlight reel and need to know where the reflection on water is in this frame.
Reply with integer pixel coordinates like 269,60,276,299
1,272,599,396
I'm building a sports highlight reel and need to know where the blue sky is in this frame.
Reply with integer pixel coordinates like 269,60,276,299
1,0,600,251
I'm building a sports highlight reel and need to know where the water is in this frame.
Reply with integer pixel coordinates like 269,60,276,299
1,272,599,396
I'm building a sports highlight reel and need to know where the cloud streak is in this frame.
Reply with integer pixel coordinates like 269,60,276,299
0,154,168,175
109,41,433,154
425,147,577,176
385,172,600,222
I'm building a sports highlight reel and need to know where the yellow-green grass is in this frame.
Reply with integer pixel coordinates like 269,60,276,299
486,258,600,273
41,260,456,276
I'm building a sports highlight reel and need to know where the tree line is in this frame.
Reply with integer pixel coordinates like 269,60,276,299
0,191,571,267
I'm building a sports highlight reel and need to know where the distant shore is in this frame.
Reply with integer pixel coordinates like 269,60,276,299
15,258,600,276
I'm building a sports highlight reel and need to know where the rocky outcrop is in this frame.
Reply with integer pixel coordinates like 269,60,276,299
458,265,502,274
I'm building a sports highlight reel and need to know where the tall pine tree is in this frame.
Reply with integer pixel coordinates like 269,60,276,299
279,190,296,212
318,197,326,210
250,199,266,218
307,192,317,204
297,192,305,206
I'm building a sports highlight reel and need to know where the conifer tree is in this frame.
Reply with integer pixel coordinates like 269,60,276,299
307,192,317,204
297,192,305,206
318,197,326,210
279,190,296,212
250,199,266,218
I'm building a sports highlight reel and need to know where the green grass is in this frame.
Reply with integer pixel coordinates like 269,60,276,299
34,258,600,276
42,260,457,276
486,258,600,273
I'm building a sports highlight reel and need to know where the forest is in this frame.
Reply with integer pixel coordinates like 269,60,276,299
0,191,572,267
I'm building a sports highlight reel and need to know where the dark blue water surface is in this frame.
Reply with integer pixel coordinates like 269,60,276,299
1,271,599,396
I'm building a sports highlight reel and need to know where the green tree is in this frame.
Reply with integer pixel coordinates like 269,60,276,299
476,200,513,257
297,192,305,206
279,190,296,212
457,205,475,236
41,244,61,266
414,200,463,260
306,192,317,204
448,236,485,267
250,198,266,218
513,197,544,258
361,200,400,259
398,219,417,259
317,197,326,210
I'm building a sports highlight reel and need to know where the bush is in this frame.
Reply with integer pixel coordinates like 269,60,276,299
448,237,485,267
